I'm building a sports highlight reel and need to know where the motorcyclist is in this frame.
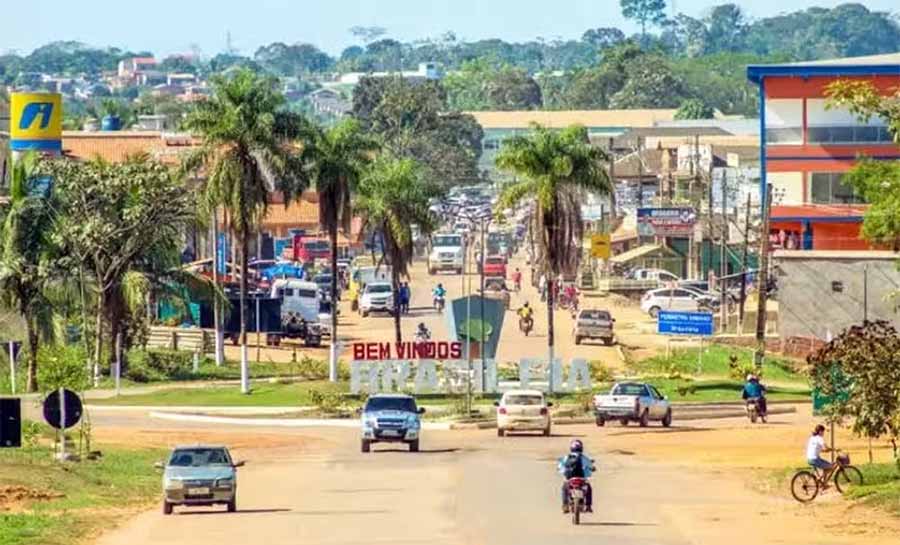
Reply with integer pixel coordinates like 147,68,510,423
432,283,447,299
517,302,534,321
742,373,768,417
415,322,431,342
557,439,595,513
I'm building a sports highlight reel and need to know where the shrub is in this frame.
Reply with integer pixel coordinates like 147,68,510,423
37,345,90,393
309,389,344,413
589,361,615,383
125,349,195,382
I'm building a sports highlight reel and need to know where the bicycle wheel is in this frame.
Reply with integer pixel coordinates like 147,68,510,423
834,466,864,495
791,470,819,503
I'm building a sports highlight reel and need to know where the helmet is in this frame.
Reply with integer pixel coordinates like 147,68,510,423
437,283,443,288
418,322,427,330
523,302,530,307
746,374,754,382
569,439,583,453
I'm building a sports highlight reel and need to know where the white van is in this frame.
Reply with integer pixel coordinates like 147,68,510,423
271,279,321,323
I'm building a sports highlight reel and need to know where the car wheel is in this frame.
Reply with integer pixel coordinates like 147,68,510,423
361,439,371,453
574,336,582,345
351,300,358,311
639,409,650,427
596,416,605,427
543,426,551,437
649,306,661,319
662,410,672,428
361,311,369,318
603,337,614,346
227,497,236,513
497,428,505,437
620,419,629,426
409,440,419,452
163,500,173,515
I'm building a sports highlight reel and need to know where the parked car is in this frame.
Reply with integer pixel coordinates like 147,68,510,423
495,389,552,437
482,255,508,278
157,445,245,515
360,394,425,452
573,309,615,345
593,382,672,427
640,287,718,317
630,268,680,283
359,281,395,317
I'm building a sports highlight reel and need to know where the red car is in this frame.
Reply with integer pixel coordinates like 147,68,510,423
482,255,507,278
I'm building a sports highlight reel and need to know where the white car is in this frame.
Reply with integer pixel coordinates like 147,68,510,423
640,287,718,318
359,282,395,317
494,389,552,437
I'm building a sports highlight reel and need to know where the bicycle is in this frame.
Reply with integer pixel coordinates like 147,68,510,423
790,451,863,503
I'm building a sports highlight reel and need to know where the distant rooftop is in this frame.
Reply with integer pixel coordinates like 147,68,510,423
468,109,677,130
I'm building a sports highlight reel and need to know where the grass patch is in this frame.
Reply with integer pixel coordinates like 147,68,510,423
90,380,347,407
634,344,804,384
643,377,810,403
0,440,165,545
845,463,900,516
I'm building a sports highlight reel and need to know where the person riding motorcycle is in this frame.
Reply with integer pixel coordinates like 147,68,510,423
432,283,447,299
742,373,768,417
415,322,431,342
557,439,595,513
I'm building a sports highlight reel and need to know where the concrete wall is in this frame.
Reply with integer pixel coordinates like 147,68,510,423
775,253,900,340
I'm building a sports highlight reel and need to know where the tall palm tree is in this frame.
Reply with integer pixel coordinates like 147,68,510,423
0,152,57,392
355,156,437,343
495,124,611,388
301,118,378,381
183,68,307,393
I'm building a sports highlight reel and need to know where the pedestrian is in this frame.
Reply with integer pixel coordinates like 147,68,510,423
400,282,411,314
539,273,547,302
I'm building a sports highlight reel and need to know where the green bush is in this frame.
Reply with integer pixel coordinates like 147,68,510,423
589,361,615,383
36,345,90,393
125,349,195,383
308,389,344,413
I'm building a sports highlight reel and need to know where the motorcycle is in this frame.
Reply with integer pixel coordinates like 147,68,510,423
433,295,446,312
414,329,431,343
746,397,767,423
565,478,590,525
519,316,534,336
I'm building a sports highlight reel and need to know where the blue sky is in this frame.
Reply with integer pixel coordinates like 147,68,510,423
2,0,898,57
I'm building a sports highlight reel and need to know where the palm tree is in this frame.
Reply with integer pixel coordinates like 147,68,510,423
495,124,611,388
301,118,378,381
0,152,57,392
355,156,437,343
183,68,307,394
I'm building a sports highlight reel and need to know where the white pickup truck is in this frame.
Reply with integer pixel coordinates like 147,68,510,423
593,382,672,428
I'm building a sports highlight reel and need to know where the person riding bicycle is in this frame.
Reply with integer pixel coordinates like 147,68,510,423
807,424,833,475
741,373,768,417
557,439,595,513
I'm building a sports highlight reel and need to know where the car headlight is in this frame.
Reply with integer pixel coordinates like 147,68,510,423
215,478,234,489
364,417,378,428
164,478,184,490
407,415,420,429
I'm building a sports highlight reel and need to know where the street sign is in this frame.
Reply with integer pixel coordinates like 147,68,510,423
590,234,611,259
657,311,714,336
42,389,83,430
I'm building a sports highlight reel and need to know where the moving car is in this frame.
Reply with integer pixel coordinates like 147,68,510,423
593,382,672,427
482,255,507,278
573,309,615,345
428,233,465,275
640,287,718,318
359,281,395,317
495,389,552,436
157,445,245,515
348,264,392,311
482,276,511,309
360,394,425,452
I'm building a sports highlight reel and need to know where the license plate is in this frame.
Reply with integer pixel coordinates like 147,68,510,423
381,430,400,437
571,489,584,499
187,487,210,496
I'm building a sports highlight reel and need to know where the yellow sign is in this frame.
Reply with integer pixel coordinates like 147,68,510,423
10,92,63,152
590,234,611,259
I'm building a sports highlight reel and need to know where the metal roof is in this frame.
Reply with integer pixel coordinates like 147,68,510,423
748,52,900,84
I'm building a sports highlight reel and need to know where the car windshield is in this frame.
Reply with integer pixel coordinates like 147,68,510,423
314,275,330,284
612,384,648,396
295,288,318,299
580,310,610,321
365,397,417,412
169,448,231,467
504,394,544,406
486,257,504,264
433,235,461,247
367,284,392,294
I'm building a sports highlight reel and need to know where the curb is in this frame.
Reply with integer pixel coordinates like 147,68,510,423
148,411,453,430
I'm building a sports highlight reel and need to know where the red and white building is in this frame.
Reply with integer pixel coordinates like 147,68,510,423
748,53,900,250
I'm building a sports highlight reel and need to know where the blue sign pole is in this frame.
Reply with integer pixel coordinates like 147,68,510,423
217,233,227,275
657,311,714,374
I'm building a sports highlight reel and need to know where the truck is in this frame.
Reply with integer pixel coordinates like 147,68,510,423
428,233,465,275
360,394,425,453
293,235,330,263
573,309,615,346
592,382,672,428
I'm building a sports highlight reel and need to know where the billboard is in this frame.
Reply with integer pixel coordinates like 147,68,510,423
10,93,63,153
446,295,506,360
637,207,696,237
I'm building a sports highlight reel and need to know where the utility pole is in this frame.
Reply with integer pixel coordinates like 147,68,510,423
738,192,751,332
479,217,487,383
719,172,728,332
754,184,774,367
636,136,644,209
693,134,702,278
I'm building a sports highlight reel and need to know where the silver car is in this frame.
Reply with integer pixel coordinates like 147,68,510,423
157,445,245,515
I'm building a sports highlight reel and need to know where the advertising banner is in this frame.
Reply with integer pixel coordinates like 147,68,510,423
637,207,696,237
10,93,62,153
446,295,506,360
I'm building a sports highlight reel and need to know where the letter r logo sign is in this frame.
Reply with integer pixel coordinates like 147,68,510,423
19,102,54,130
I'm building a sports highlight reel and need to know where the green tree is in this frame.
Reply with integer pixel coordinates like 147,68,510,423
0,153,57,391
808,321,900,465
675,98,715,120
704,4,748,53
826,80,900,143
41,157,196,386
444,60,542,111
609,55,689,109
581,28,626,49
183,68,308,393
301,118,378,380
355,157,438,343
620,0,668,42
496,125,611,380
253,42,334,75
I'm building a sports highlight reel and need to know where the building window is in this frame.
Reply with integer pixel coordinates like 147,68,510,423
765,99,803,145
807,125,893,144
809,173,864,204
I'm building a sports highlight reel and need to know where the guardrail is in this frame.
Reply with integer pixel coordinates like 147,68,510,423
146,326,212,353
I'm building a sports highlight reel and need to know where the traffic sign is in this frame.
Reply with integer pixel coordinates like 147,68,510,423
590,234,611,259
657,311,714,336
42,389,83,430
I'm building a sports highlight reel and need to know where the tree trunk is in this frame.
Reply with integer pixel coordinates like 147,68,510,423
239,225,250,394
329,223,340,381
547,274,555,393
25,316,39,392
94,289,105,388
393,269,402,344
212,208,224,366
